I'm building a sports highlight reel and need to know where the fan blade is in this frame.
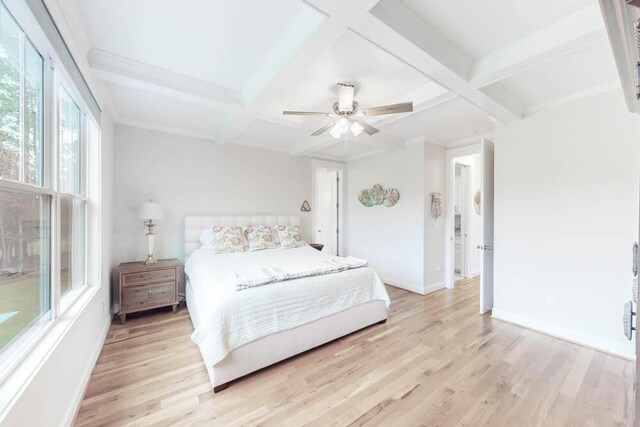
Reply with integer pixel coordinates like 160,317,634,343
351,117,379,136
337,83,355,112
311,120,338,136
360,102,413,116
283,111,334,116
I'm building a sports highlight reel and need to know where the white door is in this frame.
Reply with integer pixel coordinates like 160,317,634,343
315,170,338,255
480,140,495,314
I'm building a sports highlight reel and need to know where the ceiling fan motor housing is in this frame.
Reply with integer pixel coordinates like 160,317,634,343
333,101,358,115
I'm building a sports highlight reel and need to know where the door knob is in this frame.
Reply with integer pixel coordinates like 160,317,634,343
484,245,492,250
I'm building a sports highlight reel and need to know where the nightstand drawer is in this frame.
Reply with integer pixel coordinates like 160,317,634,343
122,268,176,286
122,282,176,312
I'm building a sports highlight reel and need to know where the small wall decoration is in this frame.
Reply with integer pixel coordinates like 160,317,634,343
300,200,311,212
474,190,481,215
430,192,443,219
358,184,400,207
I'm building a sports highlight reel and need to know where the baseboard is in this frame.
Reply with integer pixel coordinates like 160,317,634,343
424,281,446,294
381,276,424,295
64,313,112,427
382,277,446,296
492,308,635,361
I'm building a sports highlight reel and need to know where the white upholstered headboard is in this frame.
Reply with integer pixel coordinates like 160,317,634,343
184,215,301,258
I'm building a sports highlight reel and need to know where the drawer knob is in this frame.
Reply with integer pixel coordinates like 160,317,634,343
148,274,153,279
148,290,153,298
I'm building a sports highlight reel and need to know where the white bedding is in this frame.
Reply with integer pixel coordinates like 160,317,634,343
232,255,368,289
186,245,390,367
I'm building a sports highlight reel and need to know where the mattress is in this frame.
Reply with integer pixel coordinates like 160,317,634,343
185,245,390,366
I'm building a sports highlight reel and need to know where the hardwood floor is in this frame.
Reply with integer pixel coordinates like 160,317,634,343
75,278,634,426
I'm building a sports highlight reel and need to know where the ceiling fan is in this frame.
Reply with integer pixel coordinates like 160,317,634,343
283,83,413,139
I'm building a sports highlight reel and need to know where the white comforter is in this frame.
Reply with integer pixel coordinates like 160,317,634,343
186,246,390,367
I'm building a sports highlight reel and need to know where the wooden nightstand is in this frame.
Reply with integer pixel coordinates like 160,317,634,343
309,243,324,251
116,259,182,324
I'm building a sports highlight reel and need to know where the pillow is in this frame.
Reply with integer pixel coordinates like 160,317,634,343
276,225,306,249
211,226,244,254
270,226,281,246
199,228,215,249
244,226,277,251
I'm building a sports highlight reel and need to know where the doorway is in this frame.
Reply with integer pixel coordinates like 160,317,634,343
446,139,495,314
454,163,470,279
312,162,344,256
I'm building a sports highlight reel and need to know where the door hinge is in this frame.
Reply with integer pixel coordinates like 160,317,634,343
636,62,640,100
633,242,638,277
624,301,636,340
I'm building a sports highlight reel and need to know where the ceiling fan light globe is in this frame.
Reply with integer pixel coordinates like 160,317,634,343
329,126,342,139
335,117,349,133
350,121,364,137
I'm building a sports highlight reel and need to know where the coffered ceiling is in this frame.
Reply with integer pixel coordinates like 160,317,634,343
49,0,618,161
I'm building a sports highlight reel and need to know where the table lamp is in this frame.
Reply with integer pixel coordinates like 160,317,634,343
138,200,164,264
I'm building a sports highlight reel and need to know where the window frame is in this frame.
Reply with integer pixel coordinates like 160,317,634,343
0,0,99,384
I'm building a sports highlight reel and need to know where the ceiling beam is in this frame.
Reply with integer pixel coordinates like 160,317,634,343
470,5,607,88
291,132,406,157
358,0,522,122
214,13,349,145
371,91,458,128
88,48,246,111
525,79,621,115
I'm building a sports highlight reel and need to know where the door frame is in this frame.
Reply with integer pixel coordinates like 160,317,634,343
445,144,482,289
311,159,345,255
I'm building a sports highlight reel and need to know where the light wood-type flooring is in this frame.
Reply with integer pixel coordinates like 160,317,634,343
75,277,634,426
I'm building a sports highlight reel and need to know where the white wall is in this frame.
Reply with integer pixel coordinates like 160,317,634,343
493,90,640,359
345,142,447,295
345,143,427,293
0,112,115,427
113,125,313,268
424,143,447,292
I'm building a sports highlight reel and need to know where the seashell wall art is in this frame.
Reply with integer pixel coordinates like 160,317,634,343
358,184,400,207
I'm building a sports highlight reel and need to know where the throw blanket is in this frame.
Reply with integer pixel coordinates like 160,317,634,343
185,246,390,367
232,256,368,290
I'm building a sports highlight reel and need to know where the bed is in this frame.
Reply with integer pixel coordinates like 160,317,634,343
184,215,390,392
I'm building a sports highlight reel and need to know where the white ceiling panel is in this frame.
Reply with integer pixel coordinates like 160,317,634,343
399,0,597,59
382,97,494,143
106,82,236,139
76,0,324,94
489,40,619,108
264,30,436,127
319,140,379,158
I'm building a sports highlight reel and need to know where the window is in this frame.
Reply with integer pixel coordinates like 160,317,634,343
59,89,80,195
0,188,50,359
0,2,42,185
58,88,85,298
0,2,49,362
0,1,95,372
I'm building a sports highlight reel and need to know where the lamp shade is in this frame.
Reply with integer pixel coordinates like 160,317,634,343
138,200,164,220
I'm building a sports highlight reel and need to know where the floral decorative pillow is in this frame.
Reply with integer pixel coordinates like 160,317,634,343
211,226,244,254
244,226,277,251
276,225,306,249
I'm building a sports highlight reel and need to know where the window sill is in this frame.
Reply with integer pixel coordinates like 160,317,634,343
0,284,105,419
